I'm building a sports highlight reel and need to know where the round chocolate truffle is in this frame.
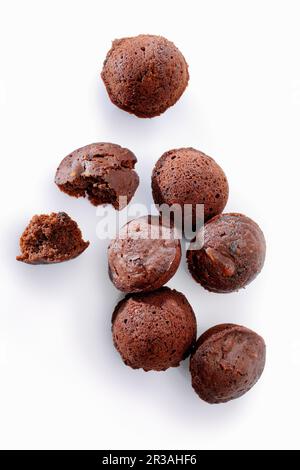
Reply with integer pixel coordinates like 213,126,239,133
55,143,139,209
101,35,189,118
16,212,89,264
186,213,266,293
151,148,229,230
190,324,266,404
112,287,197,371
108,216,181,293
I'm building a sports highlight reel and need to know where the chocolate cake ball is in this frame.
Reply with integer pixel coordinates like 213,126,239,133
187,213,266,293
190,324,266,404
101,35,189,118
16,212,89,264
112,287,197,371
55,143,139,209
108,216,181,293
152,148,229,230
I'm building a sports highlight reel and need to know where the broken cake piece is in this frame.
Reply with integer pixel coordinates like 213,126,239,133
16,212,89,264
55,142,139,209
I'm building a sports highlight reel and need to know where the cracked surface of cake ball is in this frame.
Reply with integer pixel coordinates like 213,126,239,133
108,216,181,293
112,287,197,371
187,213,266,293
55,143,139,209
190,324,266,404
152,148,229,230
16,212,89,264
101,35,189,118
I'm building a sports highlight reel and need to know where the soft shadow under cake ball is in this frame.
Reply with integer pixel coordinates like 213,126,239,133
101,35,189,118
112,287,197,371
152,148,229,229
186,213,266,293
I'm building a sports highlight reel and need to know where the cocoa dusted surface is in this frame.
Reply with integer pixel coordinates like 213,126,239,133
190,323,266,404
187,213,266,293
112,287,197,372
108,216,181,293
101,35,189,118
55,143,139,210
152,148,229,228
16,212,89,264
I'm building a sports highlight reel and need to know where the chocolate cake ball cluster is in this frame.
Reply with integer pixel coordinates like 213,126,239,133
108,211,266,403
17,33,267,406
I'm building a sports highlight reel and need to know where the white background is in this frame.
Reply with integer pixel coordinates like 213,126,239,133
0,0,299,450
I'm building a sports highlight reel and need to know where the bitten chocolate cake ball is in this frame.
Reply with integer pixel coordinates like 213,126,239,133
152,148,229,229
190,324,266,404
186,213,266,293
112,287,197,371
16,212,89,264
101,35,189,118
55,143,139,209
108,216,181,293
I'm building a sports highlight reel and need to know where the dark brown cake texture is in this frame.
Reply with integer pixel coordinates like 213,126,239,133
190,324,266,404
112,287,197,371
101,35,189,118
16,212,89,264
152,148,229,231
187,213,266,293
55,143,139,209
108,215,181,293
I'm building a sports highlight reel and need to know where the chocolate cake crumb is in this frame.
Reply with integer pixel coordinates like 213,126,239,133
16,212,89,264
